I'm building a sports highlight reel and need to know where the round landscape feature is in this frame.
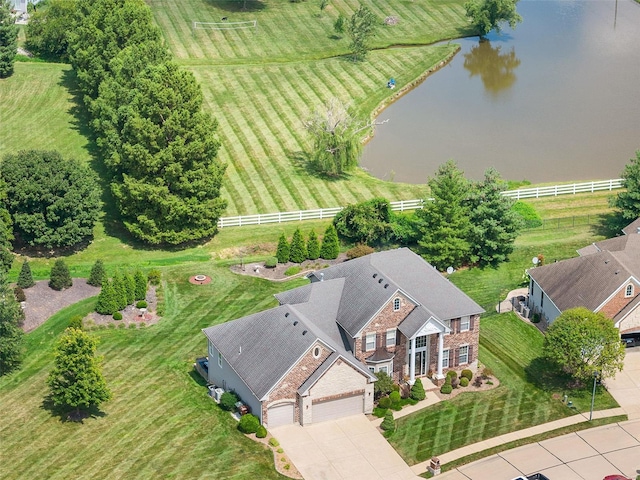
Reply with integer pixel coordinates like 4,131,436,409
189,275,212,285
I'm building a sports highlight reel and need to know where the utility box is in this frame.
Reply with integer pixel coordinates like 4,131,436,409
428,457,441,476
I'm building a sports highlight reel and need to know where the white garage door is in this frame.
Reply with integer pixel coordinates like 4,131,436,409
312,394,363,424
267,403,295,428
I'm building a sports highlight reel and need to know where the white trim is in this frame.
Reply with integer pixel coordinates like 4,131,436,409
393,297,401,311
313,345,322,359
626,284,634,298
594,275,637,312
442,348,450,369
410,316,450,339
386,328,396,347
351,288,421,337
365,332,376,351
458,345,469,365
460,315,470,331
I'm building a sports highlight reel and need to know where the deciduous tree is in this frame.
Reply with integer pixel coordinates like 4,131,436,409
466,168,522,267
347,5,377,61
543,308,625,383
47,328,111,416
464,0,522,37
25,0,77,61
0,150,101,249
0,273,23,376
0,0,18,78
49,259,72,291
416,161,472,270
333,198,393,246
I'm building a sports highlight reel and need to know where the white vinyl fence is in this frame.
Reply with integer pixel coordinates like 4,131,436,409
217,179,622,228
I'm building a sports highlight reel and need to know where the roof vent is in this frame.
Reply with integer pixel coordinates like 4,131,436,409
605,260,609,264
293,320,298,326
637,226,640,234
378,278,383,284
384,284,389,289
373,273,378,278
239,346,242,354
615,270,620,275
285,312,289,317
302,330,308,335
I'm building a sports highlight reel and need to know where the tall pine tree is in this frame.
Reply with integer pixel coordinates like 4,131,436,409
289,228,307,263
0,0,18,78
95,280,118,315
276,234,290,264
17,260,35,289
134,270,147,301
320,224,340,260
0,273,23,375
307,230,320,260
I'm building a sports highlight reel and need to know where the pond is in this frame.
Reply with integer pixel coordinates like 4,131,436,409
361,0,640,184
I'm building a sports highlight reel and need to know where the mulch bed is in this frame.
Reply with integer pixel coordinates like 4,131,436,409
230,254,349,282
85,286,159,328
21,279,101,332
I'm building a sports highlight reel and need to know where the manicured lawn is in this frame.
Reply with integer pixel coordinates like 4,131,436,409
0,264,309,479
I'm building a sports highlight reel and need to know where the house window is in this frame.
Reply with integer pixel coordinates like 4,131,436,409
386,329,396,347
366,332,376,351
393,297,401,311
217,352,222,368
313,346,322,359
460,316,470,331
378,365,388,374
442,349,450,368
459,345,469,365
540,291,544,308
442,319,451,335
626,284,634,297
415,336,427,348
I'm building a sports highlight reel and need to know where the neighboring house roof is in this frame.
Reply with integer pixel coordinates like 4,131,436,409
529,219,640,315
204,248,482,401
622,218,640,236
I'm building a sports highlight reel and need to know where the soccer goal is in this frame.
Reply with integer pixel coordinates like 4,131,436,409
193,20,257,31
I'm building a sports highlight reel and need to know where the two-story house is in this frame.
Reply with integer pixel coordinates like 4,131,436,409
202,248,483,428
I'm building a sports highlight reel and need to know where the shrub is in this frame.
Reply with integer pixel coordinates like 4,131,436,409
87,259,105,287
256,425,267,438
389,390,401,407
276,448,283,453
49,259,72,291
460,377,469,387
346,244,374,260
276,234,290,264
264,257,277,268
269,438,280,447
147,269,161,286
125,272,136,305
380,410,395,431
532,313,541,323
410,378,426,401
320,224,340,260
113,312,123,320
451,376,460,388
378,396,391,409
473,376,483,387
512,201,542,229
136,300,148,309
288,228,307,263
220,391,239,411
17,260,35,288
284,266,301,276
307,230,320,260
482,367,494,379
446,370,458,380
440,383,453,394
461,369,473,381
13,286,26,303
96,280,118,315
374,371,394,397
238,414,260,434
68,315,83,330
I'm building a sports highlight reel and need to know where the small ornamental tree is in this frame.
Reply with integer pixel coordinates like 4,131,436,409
112,271,128,311
380,410,395,431
124,273,136,306
373,371,394,398
49,259,72,291
134,270,147,301
87,260,106,287
544,307,625,383
17,260,35,289
0,274,24,375
289,228,307,264
347,5,378,61
320,224,340,260
95,280,118,315
410,378,426,401
47,328,111,416
307,230,320,260
276,234,290,264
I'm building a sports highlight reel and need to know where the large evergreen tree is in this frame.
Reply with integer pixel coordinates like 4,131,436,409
134,270,147,301
111,271,128,311
0,273,24,375
0,182,13,273
416,161,472,270
0,150,101,249
320,224,340,260
289,228,307,263
17,260,35,289
49,259,72,291
276,234,290,264
307,230,320,260
611,151,640,223
124,272,136,306
95,280,118,315
47,328,111,416
0,0,18,78
466,168,522,267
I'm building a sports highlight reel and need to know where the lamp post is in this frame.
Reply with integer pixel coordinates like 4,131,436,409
589,370,599,421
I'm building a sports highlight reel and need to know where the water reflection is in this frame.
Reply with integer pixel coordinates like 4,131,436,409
463,40,521,98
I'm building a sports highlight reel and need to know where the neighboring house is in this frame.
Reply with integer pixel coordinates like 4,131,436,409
202,248,483,428
528,218,640,333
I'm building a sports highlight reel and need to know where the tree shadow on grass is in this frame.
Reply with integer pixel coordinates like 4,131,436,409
592,211,627,239
41,395,107,423
525,356,588,392
202,0,266,14
285,148,354,183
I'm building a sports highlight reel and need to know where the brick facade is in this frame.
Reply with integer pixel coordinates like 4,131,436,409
600,283,639,319
428,314,480,374
262,341,331,425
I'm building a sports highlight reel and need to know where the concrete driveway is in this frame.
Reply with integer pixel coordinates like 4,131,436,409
438,421,640,480
271,415,418,480
605,347,640,419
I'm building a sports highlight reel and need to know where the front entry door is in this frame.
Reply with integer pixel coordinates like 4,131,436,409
415,351,427,376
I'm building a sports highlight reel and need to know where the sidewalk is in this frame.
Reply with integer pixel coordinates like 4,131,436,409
410,407,627,475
